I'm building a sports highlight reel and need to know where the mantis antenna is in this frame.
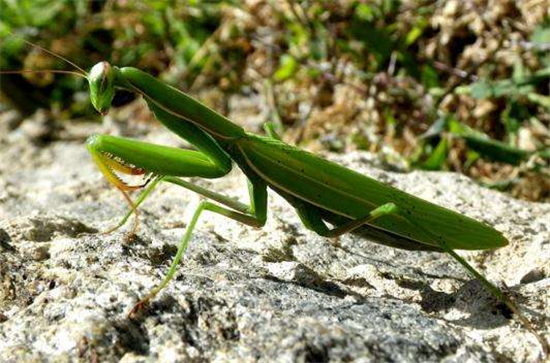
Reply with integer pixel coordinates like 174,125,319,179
0,69,87,78
0,32,87,77
0,33,146,232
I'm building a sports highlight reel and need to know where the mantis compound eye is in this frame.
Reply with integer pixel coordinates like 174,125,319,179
88,61,115,115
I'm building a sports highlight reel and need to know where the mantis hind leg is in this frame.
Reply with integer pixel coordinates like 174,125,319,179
295,199,548,356
402,215,550,358
275,188,440,251
370,205,547,357
296,202,399,238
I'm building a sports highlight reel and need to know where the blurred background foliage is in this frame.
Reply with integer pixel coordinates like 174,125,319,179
0,0,549,200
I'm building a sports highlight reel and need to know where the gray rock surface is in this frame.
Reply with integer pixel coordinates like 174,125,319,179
0,115,548,363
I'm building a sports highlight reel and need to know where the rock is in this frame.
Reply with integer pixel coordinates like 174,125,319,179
0,123,548,363
520,267,549,284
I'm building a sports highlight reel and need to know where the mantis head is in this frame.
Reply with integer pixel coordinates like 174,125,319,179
88,61,116,115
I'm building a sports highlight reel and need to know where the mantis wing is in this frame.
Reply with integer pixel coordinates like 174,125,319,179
237,135,508,251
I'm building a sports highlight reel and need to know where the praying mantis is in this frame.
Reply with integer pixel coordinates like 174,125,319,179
1,38,548,359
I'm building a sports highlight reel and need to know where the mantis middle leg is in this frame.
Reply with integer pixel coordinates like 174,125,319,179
109,175,267,232
129,177,268,316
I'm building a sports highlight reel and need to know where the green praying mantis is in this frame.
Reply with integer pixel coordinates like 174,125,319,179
1,38,548,359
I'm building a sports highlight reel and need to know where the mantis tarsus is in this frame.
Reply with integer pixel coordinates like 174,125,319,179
1,39,548,360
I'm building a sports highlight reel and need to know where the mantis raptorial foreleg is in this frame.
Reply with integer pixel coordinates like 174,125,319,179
87,132,234,234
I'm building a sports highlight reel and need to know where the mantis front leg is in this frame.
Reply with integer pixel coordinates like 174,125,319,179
87,134,268,314
87,132,232,231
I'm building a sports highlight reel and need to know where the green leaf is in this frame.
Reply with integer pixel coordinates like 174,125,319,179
420,64,440,89
273,55,298,82
405,26,423,45
419,115,448,140
531,25,550,46
464,150,480,169
355,3,375,22
512,59,528,81
501,102,523,135
461,134,530,165
527,93,550,109
448,117,468,135
405,19,427,46
421,138,448,170
492,79,517,97
469,81,493,99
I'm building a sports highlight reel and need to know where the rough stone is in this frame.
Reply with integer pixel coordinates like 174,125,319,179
0,121,548,363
